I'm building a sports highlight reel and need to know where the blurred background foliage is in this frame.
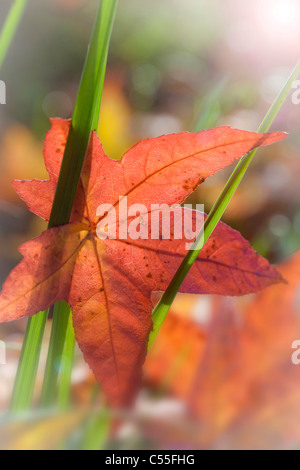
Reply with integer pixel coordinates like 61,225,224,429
0,0,299,450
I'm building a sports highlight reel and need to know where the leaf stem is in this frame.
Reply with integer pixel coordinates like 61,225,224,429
148,58,300,351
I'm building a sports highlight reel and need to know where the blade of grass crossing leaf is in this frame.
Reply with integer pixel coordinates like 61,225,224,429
41,0,118,408
0,0,27,70
54,4,117,410
49,0,118,227
148,59,300,351
45,0,118,408
11,0,119,412
55,2,117,409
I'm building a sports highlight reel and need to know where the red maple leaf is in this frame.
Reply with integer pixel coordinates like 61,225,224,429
0,119,286,406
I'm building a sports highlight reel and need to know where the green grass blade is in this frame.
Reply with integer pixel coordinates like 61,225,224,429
44,0,118,409
11,0,118,412
77,1,117,132
53,3,118,409
0,0,27,70
58,315,76,411
49,0,118,228
40,302,70,408
10,311,48,412
148,59,300,351
41,0,118,408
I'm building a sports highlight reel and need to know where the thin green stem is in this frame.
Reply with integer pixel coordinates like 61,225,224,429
148,59,300,351
0,0,27,70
